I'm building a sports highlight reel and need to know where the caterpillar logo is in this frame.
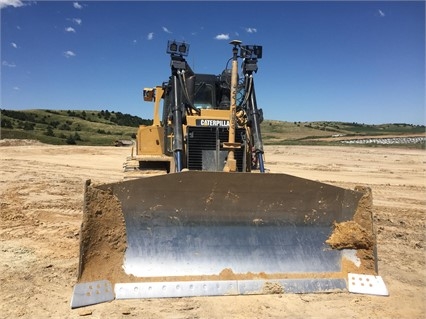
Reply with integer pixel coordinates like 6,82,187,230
196,119,230,127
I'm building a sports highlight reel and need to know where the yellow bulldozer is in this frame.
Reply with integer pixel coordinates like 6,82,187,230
71,41,382,308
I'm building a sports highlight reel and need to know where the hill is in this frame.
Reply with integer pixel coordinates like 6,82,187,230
1,109,424,147
261,120,425,147
0,109,152,146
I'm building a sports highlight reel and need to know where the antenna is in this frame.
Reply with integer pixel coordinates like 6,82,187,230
229,40,242,46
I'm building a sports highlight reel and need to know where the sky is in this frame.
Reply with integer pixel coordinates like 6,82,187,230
1,0,425,125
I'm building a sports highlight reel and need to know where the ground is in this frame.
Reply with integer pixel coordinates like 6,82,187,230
0,140,425,319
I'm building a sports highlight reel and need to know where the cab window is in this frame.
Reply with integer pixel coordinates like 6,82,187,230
194,83,214,109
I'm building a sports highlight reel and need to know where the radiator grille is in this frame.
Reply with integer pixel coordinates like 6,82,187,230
187,126,245,171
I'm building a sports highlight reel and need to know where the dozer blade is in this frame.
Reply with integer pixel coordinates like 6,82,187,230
72,171,377,307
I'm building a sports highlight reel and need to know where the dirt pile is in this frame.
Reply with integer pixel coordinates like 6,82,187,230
326,221,373,250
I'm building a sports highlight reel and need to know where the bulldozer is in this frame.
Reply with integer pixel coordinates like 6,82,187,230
71,40,383,308
123,40,265,176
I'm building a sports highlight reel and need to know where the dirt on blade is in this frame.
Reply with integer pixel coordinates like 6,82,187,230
77,182,130,284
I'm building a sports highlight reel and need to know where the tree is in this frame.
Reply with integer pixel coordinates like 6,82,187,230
104,109,111,120
45,126,55,137
66,135,76,145
1,118,13,129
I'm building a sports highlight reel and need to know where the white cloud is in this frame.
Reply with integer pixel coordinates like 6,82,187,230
73,2,82,9
133,39,137,44
378,9,385,17
245,27,257,33
0,0,25,9
65,27,76,33
13,86,20,90
11,42,18,48
2,60,16,67
147,32,154,40
63,50,76,58
214,33,230,40
73,18,82,25
162,26,172,34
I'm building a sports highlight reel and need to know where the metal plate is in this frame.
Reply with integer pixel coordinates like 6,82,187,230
115,278,347,299
70,280,114,309
348,273,389,296
115,280,239,298
123,224,343,277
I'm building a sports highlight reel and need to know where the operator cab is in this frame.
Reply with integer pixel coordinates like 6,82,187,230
193,73,231,110
193,74,216,110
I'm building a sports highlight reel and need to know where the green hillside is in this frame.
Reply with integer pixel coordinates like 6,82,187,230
261,120,425,145
0,109,152,146
1,109,424,147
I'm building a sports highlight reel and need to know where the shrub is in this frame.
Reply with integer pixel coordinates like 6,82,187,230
45,126,55,137
66,135,76,145
23,122,35,130
1,118,13,128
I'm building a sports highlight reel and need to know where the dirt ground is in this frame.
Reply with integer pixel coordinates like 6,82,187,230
0,140,425,319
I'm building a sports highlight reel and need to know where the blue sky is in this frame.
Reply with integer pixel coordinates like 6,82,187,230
1,0,425,125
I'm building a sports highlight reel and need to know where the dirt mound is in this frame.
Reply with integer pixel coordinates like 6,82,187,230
0,139,45,147
326,221,373,250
